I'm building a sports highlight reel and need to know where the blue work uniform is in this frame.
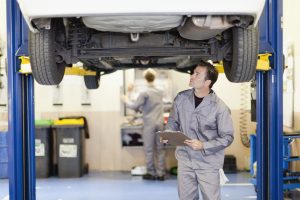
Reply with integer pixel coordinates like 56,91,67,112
126,85,165,176
166,89,234,200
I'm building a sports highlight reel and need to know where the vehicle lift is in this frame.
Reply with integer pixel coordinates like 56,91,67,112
6,0,283,199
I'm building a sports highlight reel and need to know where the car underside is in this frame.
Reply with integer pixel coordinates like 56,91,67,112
29,15,259,88
63,18,227,73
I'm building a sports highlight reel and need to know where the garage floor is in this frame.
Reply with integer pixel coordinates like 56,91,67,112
0,172,256,200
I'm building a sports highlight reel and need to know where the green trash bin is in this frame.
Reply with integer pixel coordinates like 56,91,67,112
53,118,86,178
35,120,53,178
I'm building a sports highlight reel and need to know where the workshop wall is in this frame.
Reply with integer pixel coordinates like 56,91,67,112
283,0,300,130
0,0,6,56
35,70,252,171
283,0,300,171
0,0,7,81
35,71,124,117
0,0,7,131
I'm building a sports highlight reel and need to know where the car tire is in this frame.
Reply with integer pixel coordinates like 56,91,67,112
223,27,258,82
84,74,100,89
29,20,66,85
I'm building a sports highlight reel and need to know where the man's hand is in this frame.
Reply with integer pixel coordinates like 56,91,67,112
184,139,203,150
127,83,135,92
121,95,129,103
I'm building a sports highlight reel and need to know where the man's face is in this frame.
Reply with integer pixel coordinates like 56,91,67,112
189,66,211,89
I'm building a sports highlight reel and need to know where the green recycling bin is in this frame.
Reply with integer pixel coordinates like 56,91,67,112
35,120,53,178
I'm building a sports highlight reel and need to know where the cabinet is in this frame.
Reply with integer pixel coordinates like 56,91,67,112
121,125,143,147
250,133,300,191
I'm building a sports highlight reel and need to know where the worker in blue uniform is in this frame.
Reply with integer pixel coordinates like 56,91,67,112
165,61,234,199
122,68,166,180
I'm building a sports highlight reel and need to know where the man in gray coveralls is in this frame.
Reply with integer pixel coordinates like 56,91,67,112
123,68,166,181
165,61,234,200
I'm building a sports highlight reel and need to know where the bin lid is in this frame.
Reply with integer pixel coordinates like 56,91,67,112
53,118,84,126
35,120,53,127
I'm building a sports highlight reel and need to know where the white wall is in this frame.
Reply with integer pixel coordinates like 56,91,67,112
283,0,300,123
35,71,124,118
283,0,300,171
0,0,7,77
170,70,250,110
0,0,8,131
35,69,250,119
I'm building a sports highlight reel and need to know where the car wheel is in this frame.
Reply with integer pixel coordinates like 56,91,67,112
84,73,100,89
29,19,66,85
223,27,258,82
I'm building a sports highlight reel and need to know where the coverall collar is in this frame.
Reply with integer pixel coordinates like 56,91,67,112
188,89,217,110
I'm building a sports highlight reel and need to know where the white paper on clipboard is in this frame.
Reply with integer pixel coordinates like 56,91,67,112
157,131,190,146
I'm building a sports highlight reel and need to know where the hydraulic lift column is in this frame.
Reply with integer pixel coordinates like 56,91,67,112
6,0,36,199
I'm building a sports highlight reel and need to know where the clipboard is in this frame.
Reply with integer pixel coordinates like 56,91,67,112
157,131,190,146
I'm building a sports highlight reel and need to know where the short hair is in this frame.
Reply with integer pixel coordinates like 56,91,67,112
193,61,218,88
143,68,156,82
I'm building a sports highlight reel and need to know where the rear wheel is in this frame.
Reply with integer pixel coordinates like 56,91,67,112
223,27,258,82
84,73,100,89
29,19,66,85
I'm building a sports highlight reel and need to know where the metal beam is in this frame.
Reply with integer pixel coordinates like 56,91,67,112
79,47,211,57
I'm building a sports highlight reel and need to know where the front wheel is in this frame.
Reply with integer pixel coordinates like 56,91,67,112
29,19,66,85
223,27,258,83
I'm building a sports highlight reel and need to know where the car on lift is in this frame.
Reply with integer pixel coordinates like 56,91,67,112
17,0,265,89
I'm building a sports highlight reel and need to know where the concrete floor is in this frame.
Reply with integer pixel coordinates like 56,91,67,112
0,172,257,200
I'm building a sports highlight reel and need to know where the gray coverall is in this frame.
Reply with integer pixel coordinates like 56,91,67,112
166,89,234,200
126,85,165,176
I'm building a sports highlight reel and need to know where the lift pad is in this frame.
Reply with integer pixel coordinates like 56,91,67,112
19,56,31,74
256,53,272,71
19,56,96,76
